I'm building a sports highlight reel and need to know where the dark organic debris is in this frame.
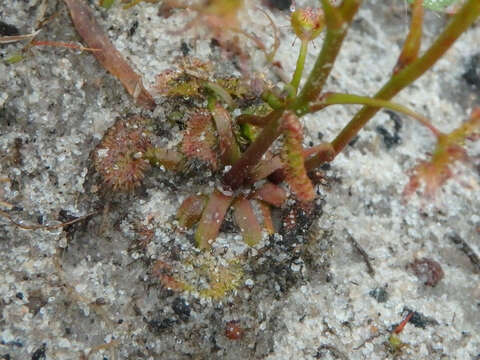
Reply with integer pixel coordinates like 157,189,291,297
408,257,444,287
315,344,348,360
346,233,375,277
172,297,191,321
31,344,46,360
26,290,47,316
280,199,324,248
463,53,480,89
263,0,292,11
180,41,190,56
128,20,139,37
0,21,19,36
376,110,402,149
145,317,176,334
401,307,439,329
369,286,389,303
448,233,480,273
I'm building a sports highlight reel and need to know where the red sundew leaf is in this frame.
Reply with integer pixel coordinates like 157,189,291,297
403,145,465,199
93,116,152,191
258,200,275,235
281,112,315,203
195,189,233,250
404,108,480,199
211,104,241,166
251,182,287,207
177,194,208,229
181,112,218,170
63,0,155,110
232,196,263,247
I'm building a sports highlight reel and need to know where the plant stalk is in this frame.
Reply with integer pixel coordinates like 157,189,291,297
292,0,361,112
314,93,441,136
330,0,480,155
290,39,309,94
222,109,284,189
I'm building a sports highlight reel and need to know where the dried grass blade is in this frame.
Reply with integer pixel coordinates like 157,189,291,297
63,0,155,110
0,30,41,44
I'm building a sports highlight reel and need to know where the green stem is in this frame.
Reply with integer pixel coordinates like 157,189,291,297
262,91,285,110
222,109,284,190
394,0,424,73
204,81,233,107
315,93,441,136
290,40,309,94
292,0,361,113
330,0,480,155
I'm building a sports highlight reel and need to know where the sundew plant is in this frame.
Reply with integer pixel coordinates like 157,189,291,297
19,0,473,298
1,1,480,359
89,0,480,248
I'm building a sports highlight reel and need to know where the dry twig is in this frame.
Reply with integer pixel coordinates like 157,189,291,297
63,0,156,110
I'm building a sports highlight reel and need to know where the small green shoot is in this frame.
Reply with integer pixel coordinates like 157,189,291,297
100,0,116,9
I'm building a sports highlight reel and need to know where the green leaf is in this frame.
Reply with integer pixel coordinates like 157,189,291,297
100,0,116,9
6,53,24,64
